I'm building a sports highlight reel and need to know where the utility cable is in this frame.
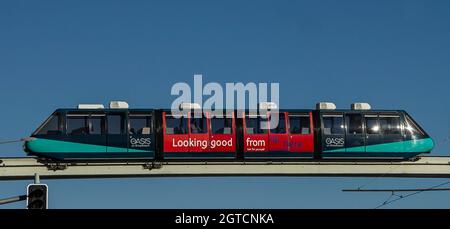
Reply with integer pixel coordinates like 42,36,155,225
374,179,450,209
0,138,32,145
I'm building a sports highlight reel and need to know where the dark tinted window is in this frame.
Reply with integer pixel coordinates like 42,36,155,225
190,114,208,134
211,117,233,134
129,115,152,135
269,113,286,134
35,114,61,135
166,115,188,134
405,115,425,136
108,114,124,134
289,115,310,134
346,114,363,134
245,115,269,134
379,115,401,135
90,115,105,135
67,115,89,135
365,116,379,134
323,115,344,135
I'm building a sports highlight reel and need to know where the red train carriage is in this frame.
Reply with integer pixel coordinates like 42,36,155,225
162,111,236,159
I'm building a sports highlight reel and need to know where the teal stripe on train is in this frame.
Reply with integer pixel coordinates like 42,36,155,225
324,138,434,153
26,138,152,153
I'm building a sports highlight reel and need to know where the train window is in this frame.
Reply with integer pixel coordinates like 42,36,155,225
379,115,401,135
90,115,105,135
165,115,188,134
129,115,152,135
289,115,310,134
211,117,233,134
245,115,269,134
107,114,124,135
190,114,208,134
365,115,379,134
346,114,363,134
67,115,89,135
405,115,425,136
269,113,286,134
323,115,344,135
35,114,61,135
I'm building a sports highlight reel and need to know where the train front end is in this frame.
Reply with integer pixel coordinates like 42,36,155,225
401,111,435,155
24,110,65,160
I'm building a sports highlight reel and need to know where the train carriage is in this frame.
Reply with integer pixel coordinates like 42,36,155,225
317,109,433,159
162,110,237,159
24,101,434,161
26,106,156,160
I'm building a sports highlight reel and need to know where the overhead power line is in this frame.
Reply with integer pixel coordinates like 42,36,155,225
343,187,450,192
0,137,33,145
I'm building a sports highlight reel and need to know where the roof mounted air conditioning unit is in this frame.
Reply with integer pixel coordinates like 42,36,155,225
179,103,201,110
109,101,129,109
351,103,371,110
316,102,336,110
258,102,278,110
78,104,105,109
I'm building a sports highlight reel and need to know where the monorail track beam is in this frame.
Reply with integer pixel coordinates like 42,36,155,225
0,156,449,180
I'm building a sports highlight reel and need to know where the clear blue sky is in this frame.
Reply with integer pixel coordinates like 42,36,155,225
0,0,449,208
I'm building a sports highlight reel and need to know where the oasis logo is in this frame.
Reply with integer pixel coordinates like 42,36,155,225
325,137,344,147
130,137,151,147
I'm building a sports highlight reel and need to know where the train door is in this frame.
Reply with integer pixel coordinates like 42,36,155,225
210,113,236,155
128,112,155,157
189,112,210,153
106,113,128,153
288,112,314,155
89,113,107,153
345,113,365,153
364,114,381,153
243,113,269,156
321,113,345,156
162,112,189,155
65,113,89,149
268,112,289,152
378,114,404,152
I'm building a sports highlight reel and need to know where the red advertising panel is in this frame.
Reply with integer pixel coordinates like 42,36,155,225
163,111,237,156
269,112,289,152
209,113,236,153
163,112,189,152
243,113,269,152
189,112,210,152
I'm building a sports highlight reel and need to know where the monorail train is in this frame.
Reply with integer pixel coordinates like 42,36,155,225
24,101,434,161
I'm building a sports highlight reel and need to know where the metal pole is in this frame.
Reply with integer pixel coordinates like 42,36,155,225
0,195,27,205
34,173,40,184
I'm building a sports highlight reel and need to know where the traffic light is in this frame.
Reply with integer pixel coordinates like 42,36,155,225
27,184,48,209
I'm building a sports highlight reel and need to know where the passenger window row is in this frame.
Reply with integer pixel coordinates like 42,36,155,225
36,112,405,137
165,115,234,135
323,113,403,135
366,115,402,135
245,114,310,135
36,113,153,135
165,113,311,135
